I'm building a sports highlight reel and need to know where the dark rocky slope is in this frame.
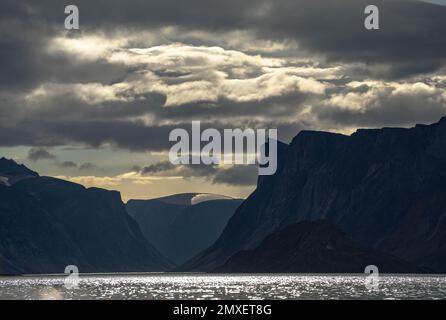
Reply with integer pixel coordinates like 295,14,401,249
0,185,81,275
215,221,422,273
182,118,446,272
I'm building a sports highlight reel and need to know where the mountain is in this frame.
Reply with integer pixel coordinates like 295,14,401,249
215,220,422,273
0,157,38,185
0,159,172,274
126,194,242,265
182,117,446,272
0,184,85,274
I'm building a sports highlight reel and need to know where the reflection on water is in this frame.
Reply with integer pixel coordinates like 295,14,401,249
0,274,445,300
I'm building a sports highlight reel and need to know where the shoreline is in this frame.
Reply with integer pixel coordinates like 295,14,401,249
1,272,446,278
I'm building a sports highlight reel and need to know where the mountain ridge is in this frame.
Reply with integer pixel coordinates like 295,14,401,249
181,117,446,272
0,159,173,275
215,220,423,273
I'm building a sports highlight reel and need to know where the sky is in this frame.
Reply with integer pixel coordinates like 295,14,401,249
1,0,446,201
418,0,446,6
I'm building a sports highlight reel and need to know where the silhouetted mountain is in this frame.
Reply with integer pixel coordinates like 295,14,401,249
0,157,38,185
0,184,85,274
215,221,422,273
0,160,172,274
150,193,201,205
127,194,242,265
182,117,446,272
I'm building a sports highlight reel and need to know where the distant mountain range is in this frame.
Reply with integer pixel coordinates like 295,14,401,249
127,194,242,265
182,117,446,273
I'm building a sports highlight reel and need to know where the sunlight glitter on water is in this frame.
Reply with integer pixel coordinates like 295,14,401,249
0,274,445,300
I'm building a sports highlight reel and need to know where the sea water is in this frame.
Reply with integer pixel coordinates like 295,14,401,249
0,273,445,300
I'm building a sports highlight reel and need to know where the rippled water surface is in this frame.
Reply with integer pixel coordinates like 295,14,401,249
0,274,445,300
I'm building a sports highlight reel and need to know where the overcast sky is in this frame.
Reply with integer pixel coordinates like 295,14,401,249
1,0,445,200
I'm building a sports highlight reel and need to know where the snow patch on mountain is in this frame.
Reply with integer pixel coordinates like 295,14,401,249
0,176,10,186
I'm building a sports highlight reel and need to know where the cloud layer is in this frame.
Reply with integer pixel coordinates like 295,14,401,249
1,0,446,194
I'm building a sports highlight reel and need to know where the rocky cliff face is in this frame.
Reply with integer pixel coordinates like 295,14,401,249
127,194,242,265
215,220,422,273
0,159,172,275
182,118,446,272
0,184,81,274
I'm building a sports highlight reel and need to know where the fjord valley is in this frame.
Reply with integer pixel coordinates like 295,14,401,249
3,117,446,275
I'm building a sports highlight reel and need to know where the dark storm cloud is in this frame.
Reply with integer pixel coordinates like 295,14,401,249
0,77,303,150
0,33,126,90
239,0,446,78
5,0,445,79
212,165,258,186
18,92,166,123
137,160,258,186
0,22,49,90
27,147,56,162
0,0,128,91
2,0,443,79
79,162,97,170
58,161,78,169
16,0,257,31
25,120,179,151
148,93,310,122
141,161,175,174
139,161,218,178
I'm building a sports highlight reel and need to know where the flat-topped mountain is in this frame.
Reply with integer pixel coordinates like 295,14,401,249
127,194,242,265
182,117,446,273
